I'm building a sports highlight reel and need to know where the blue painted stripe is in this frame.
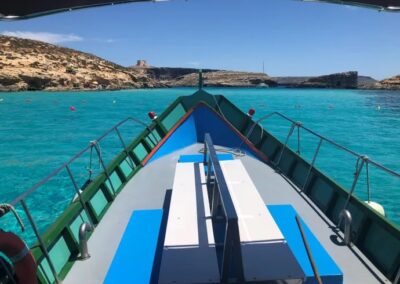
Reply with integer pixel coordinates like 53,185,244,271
268,205,343,284
178,153,234,163
148,115,198,164
104,209,163,284
147,105,260,165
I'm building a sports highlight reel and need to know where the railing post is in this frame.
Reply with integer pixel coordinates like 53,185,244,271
276,122,296,166
297,123,301,154
302,138,323,191
65,165,94,226
366,160,371,202
114,127,135,169
20,200,61,284
295,215,323,284
342,156,366,213
91,141,117,196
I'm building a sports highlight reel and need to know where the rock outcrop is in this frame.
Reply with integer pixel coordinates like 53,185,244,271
275,72,358,89
372,75,400,90
164,71,277,87
358,76,377,88
2,35,393,91
0,36,161,91
134,67,217,82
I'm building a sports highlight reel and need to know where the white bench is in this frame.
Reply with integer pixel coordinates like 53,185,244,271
158,162,220,284
220,159,304,282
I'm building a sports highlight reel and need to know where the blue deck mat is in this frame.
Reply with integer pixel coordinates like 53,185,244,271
104,209,163,284
268,205,343,284
178,153,234,163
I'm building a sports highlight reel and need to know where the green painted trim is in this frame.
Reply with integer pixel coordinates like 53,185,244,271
161,103,186,131
32,90,400,283
32,95,187,283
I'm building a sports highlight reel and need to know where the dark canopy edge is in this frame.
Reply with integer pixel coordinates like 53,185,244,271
0,0,399,21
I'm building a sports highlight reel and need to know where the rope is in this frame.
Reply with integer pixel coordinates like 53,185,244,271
0,204,25,232
212,95,227,121
89,140,102,171
80,140,102,191
198,147,245,158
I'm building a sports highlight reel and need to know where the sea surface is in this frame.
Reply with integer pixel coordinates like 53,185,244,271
0,87,399,244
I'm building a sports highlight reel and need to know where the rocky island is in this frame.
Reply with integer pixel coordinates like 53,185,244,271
0,36,160,91
371,75,400,90
0,35,399,91
274,72,359,89
156,70,277,88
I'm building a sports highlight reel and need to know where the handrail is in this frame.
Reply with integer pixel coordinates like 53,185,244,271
1,115,155,284
295,215,323,284
9,117,155,207
203,133,244,282
243,111,400,229
244,111,400,179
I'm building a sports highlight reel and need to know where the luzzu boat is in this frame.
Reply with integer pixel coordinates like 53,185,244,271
1,76,399,284
1,1,400,284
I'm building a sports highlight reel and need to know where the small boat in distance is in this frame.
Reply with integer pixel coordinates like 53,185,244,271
257,82,269,88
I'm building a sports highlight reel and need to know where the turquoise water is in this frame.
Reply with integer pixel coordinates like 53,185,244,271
0,88,399,244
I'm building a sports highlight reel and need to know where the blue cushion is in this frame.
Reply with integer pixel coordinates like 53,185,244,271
268,205,343,284
104,209,163,284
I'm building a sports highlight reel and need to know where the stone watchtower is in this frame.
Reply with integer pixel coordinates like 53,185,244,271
136,60,149,68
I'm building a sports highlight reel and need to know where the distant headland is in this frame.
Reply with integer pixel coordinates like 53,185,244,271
0,36,399,92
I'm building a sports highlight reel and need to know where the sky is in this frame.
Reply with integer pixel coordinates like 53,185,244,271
1,0,400,79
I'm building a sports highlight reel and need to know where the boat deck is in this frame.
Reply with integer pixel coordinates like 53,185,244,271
64,143,389,284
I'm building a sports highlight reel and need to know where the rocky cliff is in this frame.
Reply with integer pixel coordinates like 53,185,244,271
372,75,400,90
133,66,216,81
0,36,160,91
164,71,277,87
358,76,377,88
2,35,397,91
275,72,358,89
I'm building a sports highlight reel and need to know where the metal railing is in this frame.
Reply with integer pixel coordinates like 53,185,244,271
203,133,244,282
1,116,156,284
242,111,400,218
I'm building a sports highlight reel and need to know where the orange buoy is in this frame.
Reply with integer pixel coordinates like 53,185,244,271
69,106,76,111
0,231,37,284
